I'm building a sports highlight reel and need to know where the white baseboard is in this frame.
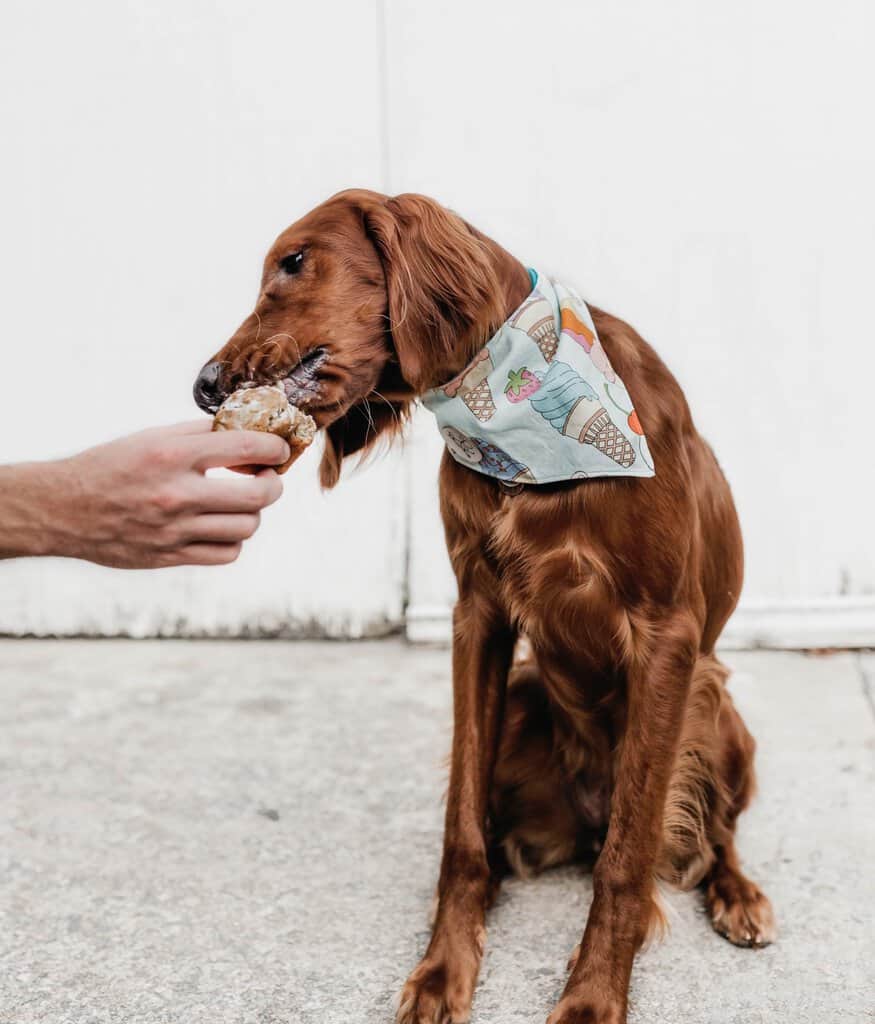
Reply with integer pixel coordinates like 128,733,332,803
405,604,456,645
718,597,875,650
405,597,875,650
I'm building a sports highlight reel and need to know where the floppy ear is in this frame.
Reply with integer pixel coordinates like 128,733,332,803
361,193,507,391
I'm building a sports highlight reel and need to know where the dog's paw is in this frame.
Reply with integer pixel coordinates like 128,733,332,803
706,870,776,948
396,929,485,1024
546,992,625,1024
395,960,472,1024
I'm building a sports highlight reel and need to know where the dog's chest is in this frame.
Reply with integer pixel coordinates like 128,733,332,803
483,492,629,660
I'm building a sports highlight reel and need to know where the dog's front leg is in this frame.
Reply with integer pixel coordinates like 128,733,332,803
547,614,699,1024
397,598,515,1024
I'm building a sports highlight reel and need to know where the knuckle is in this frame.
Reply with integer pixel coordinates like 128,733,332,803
153,488,181,516
144,442,180,472
236,434,260,463
157,526,181,550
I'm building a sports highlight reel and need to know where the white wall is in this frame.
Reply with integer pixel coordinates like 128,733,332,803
1,0,873,644
0,0,405,636
393,0,875,647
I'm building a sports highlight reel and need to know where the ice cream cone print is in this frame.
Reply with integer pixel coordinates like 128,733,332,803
443,349,496,422
604,382,644,436
530,319,560,363
509,294,560,363
560,304,617,382
529,362,636,468
581,408,636,468
474,439,536,482
462,379,495,421
440,426,535,483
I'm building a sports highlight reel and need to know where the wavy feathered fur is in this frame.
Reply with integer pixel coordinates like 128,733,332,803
199,190,776,1024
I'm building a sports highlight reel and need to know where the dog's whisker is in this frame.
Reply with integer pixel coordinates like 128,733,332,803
370,389,402,428
262,331,303,368
259,338,286,375
361,397,376,437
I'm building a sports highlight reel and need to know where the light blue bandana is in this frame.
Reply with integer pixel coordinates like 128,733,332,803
422,270,655,485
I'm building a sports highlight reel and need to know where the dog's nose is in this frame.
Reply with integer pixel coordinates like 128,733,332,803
193,360,225,413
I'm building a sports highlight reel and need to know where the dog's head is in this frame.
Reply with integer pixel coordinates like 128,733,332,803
193,189,520,486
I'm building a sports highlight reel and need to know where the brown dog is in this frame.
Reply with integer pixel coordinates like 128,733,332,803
193,190,775,1024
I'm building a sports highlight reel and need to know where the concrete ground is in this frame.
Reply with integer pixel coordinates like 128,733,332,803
0,641,872,1024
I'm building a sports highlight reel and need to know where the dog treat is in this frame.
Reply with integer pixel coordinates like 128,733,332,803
212,384,316,473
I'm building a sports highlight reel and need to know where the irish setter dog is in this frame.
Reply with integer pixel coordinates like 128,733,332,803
194,190,775,1024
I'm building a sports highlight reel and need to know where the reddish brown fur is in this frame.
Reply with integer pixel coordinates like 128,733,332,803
198,189,775,1024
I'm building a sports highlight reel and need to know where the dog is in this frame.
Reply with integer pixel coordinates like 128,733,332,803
193,190,775,1024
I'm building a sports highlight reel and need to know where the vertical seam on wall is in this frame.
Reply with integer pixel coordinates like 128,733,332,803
376,0,411,626
376,0,391,194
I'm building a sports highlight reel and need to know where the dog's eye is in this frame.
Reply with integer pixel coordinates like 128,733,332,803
279,251,304,275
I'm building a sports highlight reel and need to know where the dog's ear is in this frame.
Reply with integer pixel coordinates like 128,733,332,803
361,193,506,391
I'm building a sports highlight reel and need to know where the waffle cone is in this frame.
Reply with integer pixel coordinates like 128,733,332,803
583,411,636,468
462,379,496,422
533,321,559,362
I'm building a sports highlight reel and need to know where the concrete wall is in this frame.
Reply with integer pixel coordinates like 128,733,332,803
1,0,873,643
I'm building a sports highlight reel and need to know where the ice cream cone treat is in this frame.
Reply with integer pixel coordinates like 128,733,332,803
443,349,496,422
529,362,635,468
560,303,617,382
510,293,560,363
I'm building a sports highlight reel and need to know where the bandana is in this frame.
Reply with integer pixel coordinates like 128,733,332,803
422,270,655,485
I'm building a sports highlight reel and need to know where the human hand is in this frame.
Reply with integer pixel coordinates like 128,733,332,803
37,421,290,568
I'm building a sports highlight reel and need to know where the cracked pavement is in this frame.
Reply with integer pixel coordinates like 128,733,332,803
1,641,872,1023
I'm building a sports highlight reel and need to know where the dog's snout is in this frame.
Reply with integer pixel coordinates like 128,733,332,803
193,360,225,413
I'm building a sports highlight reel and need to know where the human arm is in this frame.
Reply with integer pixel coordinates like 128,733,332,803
0,420,290,568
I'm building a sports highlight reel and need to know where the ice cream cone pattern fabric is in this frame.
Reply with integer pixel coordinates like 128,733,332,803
422,270,655,485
